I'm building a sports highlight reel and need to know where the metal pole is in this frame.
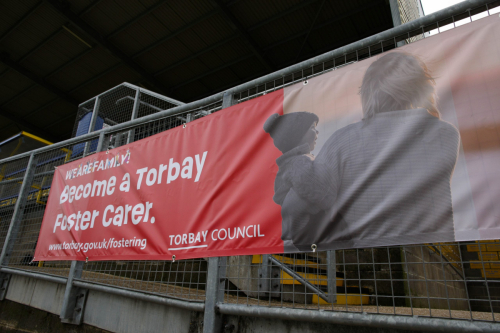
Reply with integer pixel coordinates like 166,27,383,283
60,260,86,324
83,97,101,156
259,254,271,296
217,303,500,333
0,153,37,266
127,89,141,144
389,0,406,47
203,91,234,333
203,257,226,333
389,0,402,27
327,250,337,304
60,132,106,323
0,153,37,300
72,279,204,312
268,255,329,302
95,131,106,153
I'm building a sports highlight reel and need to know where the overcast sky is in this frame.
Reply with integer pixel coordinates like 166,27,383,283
421,0,463,15
420,0,499,35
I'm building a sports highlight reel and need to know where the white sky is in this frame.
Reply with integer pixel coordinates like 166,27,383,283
421,0,464,15
420,0,499,35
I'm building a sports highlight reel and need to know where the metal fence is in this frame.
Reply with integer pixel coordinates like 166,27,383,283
1,1,500,332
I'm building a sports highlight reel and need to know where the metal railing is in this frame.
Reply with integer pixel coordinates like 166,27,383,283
1,0,500,332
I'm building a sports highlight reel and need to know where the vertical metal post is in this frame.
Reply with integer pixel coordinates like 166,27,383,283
389,0,402,27
203,91,234,333
327,250,337,304
95,131,106,154
389,0,406,47
203,257,227,333
60,132,105,323
60,260,87,324
127,89,141,144
221,91,234,109
0,153,37,300
83,97,101,155
259,255,271,296
0,153,37,266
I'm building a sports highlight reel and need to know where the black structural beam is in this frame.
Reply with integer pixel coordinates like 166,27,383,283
107,0,171,39
0,52,78,106
155,35,238,77
294,0,326,62
0,107,59,142
262,1,382,51
78,0,106,16
132,8,221,59
210,0,273,71
170,54,253,92
152,0,351,78
152,0,319,77
0,2,43,43
169,1,383,92
44,0,169,94
186,19,391,103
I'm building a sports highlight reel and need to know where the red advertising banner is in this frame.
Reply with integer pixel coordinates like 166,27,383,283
35,14,500,261
34,91,284,261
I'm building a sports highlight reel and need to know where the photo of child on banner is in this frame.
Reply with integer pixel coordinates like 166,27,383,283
265,52,461,252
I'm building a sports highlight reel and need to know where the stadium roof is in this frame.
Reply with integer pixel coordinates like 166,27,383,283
0,0,394,143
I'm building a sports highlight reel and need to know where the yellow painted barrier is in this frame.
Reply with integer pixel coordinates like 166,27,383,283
280,271,343,287
312,294,370,305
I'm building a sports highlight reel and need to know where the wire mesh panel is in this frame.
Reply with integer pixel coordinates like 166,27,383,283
4,136,100,276
77,103,225,301
222,242,500,322
0,3,499,328
137,89,184,119
104,99,223,149
72,84,185,143
82,259,207,301
95,84,138,127
6,171,72,276
0,156,30,252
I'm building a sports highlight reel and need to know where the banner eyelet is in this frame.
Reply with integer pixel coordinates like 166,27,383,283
183,124,187,128
172,255,176,262
311,244,317,253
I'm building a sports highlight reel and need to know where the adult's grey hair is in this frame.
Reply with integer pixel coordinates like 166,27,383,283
360,52,440,119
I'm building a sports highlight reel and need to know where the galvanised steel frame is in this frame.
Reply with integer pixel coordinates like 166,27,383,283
1,1,500,332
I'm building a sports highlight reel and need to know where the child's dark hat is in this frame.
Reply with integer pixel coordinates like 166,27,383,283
264,112,319,153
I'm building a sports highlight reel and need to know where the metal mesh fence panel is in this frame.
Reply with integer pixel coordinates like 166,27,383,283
222,242,500,322
72,84,184,142
4,136,100,277
77,102,223,301
0,1,499,326
82,259,207,301
105,99,223,149
137,90,183,119
0,157,30,253
96,85,137,127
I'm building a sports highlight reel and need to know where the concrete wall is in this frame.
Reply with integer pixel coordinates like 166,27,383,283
3,274,196,333
1,274,442,333
403,246,468,311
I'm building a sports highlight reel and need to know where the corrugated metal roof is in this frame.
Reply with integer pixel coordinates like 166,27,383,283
0,0,393,142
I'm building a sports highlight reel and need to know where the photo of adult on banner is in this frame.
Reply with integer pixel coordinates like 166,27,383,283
267,52,460,252
33,13,500,261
